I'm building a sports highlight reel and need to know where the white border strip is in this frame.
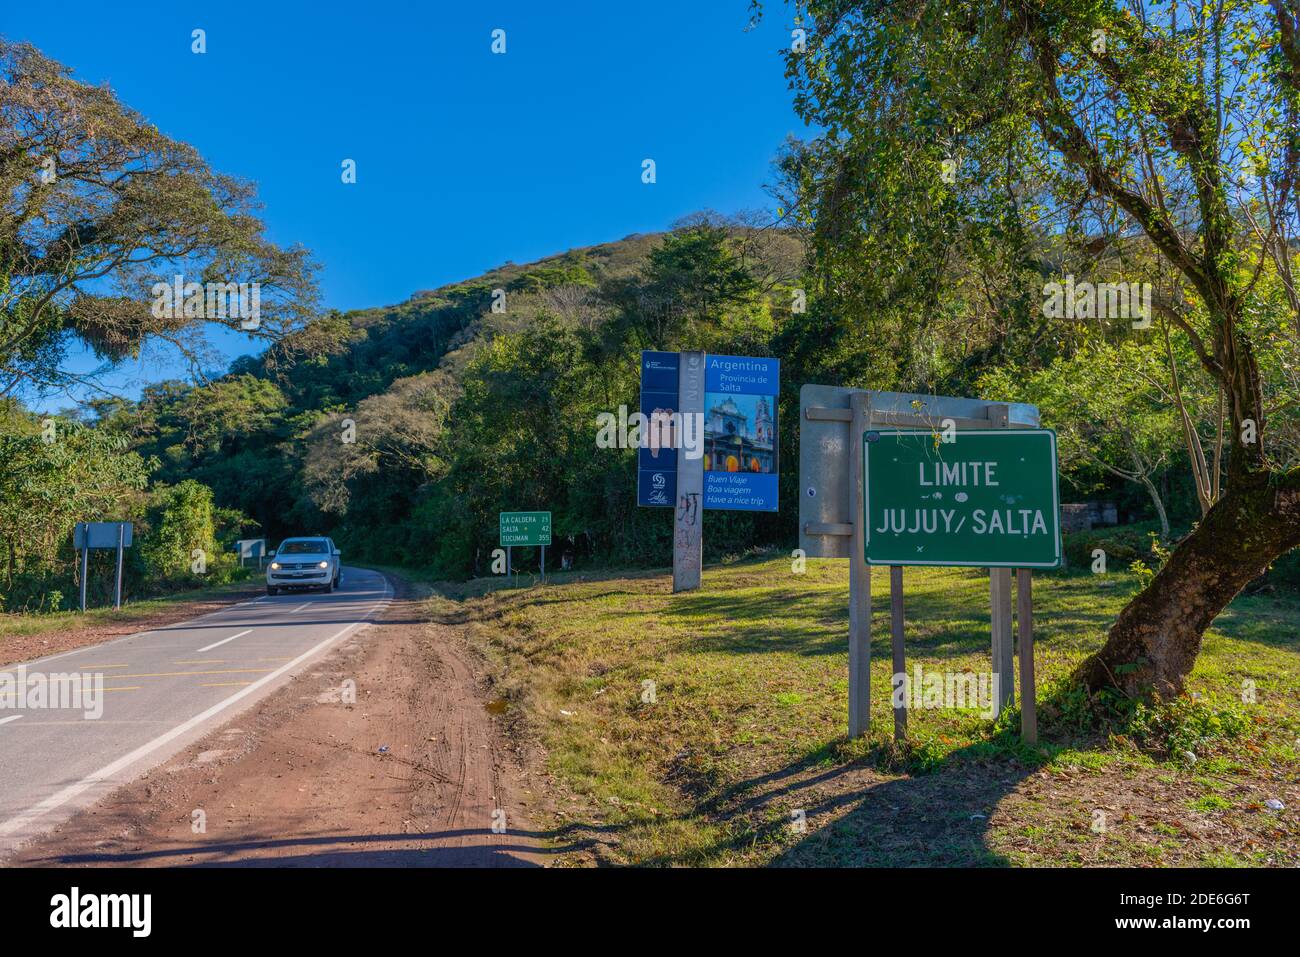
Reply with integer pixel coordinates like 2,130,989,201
863,429,1062,568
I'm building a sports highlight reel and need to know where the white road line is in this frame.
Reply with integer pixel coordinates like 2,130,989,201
196,629,252,653
0,608,387,839
290,602,312,613
0,715,23,727
0,570,380,672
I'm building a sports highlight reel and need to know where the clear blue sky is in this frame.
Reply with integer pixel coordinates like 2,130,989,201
7,1,806,401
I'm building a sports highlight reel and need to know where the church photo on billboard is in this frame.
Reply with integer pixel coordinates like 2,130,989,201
703,392,776,474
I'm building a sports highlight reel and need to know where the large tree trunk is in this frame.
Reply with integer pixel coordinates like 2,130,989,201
1074,468,1300,697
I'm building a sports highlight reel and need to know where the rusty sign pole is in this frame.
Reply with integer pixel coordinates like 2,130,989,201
847,392,872,737
673,351,704,592
987,403,1015,716
1017,569,1037,744
78,524,88,613
114,522,125,609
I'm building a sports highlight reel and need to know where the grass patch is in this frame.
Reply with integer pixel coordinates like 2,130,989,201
0,576,256,644
426,555,1300,867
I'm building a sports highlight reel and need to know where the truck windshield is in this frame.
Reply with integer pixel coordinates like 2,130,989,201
279,540,329,554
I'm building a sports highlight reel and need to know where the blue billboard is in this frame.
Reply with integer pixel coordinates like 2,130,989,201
637,351,679,507
702,354,779,512
637,351,779,512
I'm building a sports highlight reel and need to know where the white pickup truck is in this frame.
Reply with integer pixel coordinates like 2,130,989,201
266,537,342,595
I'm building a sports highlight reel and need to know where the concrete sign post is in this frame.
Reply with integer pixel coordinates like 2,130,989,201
673,351,705,592
799,386,1048,742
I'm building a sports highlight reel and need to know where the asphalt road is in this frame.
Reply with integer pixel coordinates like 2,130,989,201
0,567,391,856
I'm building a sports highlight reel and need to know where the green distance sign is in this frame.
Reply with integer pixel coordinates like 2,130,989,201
864,430,1061,568
499,511,552,547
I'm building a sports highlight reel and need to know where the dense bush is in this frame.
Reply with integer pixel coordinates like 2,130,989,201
0,408,252,613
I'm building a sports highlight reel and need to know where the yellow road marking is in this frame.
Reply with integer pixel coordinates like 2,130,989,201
110,669,274,679
102,686,142,692
255,657,293,663
77,664,129,669
200,681,253,688
173,659,227,665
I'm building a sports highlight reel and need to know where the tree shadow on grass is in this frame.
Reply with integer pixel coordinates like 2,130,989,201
621,679,1110,867
662,587,1117,661
769,745,1036,867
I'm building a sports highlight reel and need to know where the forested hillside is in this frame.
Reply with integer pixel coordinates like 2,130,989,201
48,223,817,587
7,208,1293,609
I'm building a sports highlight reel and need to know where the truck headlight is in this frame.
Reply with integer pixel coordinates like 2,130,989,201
318,560,329,568
270,562,281,570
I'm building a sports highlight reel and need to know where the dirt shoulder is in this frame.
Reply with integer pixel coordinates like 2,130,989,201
8,573,548,867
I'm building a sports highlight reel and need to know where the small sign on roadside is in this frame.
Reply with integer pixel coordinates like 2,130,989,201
499,511,552,547
72,521,133,612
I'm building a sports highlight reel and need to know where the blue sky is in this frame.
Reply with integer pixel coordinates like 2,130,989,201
7,1,807,402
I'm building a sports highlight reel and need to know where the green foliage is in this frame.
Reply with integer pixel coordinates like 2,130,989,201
1127,696,1251,763
0,39,319,397
1130,532,1174,588
139,480,221,587
0,408,150,611
0,403,252,611
1039,670,1251,762
1062,522,1164,568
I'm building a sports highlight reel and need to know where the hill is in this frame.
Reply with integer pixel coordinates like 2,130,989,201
90,221,807,579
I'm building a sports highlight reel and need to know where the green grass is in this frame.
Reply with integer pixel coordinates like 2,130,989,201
425,555,1300,867
0,576,258,645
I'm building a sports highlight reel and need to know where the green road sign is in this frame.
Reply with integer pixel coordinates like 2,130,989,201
864,430,1061,568
499,511,552,547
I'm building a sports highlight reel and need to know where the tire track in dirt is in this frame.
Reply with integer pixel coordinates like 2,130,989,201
7,573,546,867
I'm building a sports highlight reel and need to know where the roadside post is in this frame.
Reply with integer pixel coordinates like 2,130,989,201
79,536,88,613
800,387,1057,744
115,523,125,609
73,522,134,612
1018,568,1037,745
848,391,871,737
673,351,704,592
499,511,552,586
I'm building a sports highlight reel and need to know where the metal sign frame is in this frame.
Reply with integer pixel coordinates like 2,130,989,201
72,521,133,612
